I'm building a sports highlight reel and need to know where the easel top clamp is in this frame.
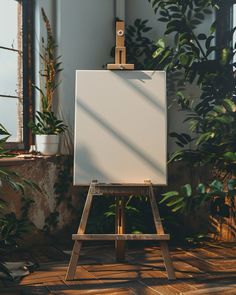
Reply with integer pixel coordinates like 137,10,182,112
107,20,134,70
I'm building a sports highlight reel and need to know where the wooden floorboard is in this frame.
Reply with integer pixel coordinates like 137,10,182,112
0,243,235,295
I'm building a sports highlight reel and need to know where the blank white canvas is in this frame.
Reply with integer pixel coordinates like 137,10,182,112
74,70,167,185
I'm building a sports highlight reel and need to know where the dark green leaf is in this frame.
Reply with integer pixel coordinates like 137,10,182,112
198,33,207,40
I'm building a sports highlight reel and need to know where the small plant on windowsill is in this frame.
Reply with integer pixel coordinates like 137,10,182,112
29,8,67,156
30,111,67,135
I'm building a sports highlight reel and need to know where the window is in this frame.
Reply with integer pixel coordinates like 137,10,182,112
216,2,234,50
0,0,35,150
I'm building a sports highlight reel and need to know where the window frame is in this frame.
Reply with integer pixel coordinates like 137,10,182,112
22,0,35,150
216,1,234,53
3,0,35,151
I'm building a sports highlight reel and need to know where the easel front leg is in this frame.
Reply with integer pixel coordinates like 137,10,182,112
160,241,176,280
65,241,82,280
148,184,176,280
115,196,125,261
65,183,94,280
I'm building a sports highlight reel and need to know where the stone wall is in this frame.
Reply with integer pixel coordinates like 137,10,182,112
1,156,80,231
1,156,235,242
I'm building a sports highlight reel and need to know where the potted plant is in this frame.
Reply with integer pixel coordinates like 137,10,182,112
30,111,67,155
30,8,67,156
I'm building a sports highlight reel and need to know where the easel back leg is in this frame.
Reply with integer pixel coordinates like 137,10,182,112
115,197,126,261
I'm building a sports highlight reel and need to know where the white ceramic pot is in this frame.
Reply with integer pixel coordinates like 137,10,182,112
35,134,59,156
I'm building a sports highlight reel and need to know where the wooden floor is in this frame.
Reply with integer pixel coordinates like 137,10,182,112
1,243,236,295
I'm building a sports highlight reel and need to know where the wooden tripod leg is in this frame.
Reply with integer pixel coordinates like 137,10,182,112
159,241,176,280
115,196,125,261
65,241,82,281
65,183,94,280
149,184,176,280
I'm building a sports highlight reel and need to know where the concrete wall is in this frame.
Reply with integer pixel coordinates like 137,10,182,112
1,157,78,231
35,0,214,154
35,0,116,153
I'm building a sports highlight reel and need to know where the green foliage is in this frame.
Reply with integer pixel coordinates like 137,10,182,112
30,8,66,135
44,157,74,233
43,211,59,233
54,157,73,208
125,19,157,69
147,0,236,228
148,0,236,175
0,124,42,196
161,179,236,219
0,199,38,247
0,173,39,247
38,8,63,112
0,124,42,246
29,111,67,135
0,213,32,247
0,169,41,196
0,123,11,158
104,196,155,234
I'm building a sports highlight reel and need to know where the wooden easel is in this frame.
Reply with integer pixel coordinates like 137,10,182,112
65,181,175,281
66,21,175,281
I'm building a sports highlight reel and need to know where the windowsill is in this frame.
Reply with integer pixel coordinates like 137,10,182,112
0,154,59,166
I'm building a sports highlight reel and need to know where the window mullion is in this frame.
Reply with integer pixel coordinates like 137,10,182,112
22,0,35,150
0,94,20,99
0,46,21,53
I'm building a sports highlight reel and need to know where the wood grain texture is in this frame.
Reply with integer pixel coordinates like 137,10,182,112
148,184,176,280
106,64,134,70
116,21,125,47
65,183,94,280
72,234,170,240
115,197,126,261
67,182,174,282
1,244,236,295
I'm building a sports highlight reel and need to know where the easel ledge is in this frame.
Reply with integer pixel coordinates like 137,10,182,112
85,181,158,196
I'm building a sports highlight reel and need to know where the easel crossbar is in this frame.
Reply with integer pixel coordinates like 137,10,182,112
72,234,170,241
